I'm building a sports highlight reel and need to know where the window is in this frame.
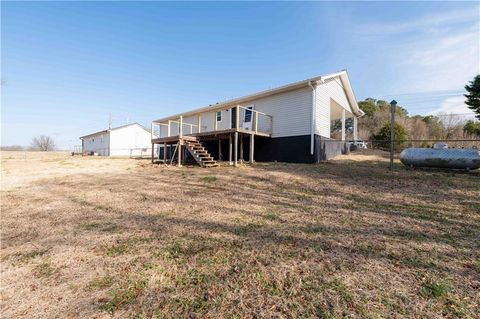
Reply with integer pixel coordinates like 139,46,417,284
216,111,222,122
244,105,254,123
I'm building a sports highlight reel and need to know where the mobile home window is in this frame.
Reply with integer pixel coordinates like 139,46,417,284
216,111,222,122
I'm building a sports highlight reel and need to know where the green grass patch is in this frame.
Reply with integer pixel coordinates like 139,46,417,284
420,278,450,298
169,295,211,317
104,237,151,257
33,259,56,278
13,249,48,263
176,268,211,287
162,239,216,261
87,275,114,290
328,278,353,303
78,222,119,232
302,224,327,234
234,222,263,235
264,212,281,221
199,175,217,182
101,275,148,314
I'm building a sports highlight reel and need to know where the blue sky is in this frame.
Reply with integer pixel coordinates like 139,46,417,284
2,1,479,148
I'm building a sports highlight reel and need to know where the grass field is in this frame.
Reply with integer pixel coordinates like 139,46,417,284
1,151,479,318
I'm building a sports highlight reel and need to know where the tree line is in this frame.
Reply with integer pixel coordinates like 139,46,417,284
355,75,480,149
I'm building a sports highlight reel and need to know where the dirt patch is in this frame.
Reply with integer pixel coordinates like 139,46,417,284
1,151,479,318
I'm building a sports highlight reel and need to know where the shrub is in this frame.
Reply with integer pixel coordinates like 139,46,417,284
373,121,408,151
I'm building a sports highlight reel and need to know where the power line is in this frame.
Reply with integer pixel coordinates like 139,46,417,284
376,89,464,98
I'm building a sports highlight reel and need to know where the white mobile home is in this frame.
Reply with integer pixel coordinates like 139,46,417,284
151,70,364,166
80,123,152,156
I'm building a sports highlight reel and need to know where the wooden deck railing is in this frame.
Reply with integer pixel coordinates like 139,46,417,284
152,105,273,140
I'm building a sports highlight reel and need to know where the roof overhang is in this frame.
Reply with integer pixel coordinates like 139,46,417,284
79,123,150,140
153,70,364,123
79,130,108,139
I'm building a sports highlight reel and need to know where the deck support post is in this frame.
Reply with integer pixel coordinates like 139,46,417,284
250,134,254,163
218,139,222,161
151,143,154,163
177,140,182,167
353,116,358,141
341,109,346,141
167,120,171,137
229,134,233,165
163,142,167,163
239,134,243,163
198,114,202,133
234,132,238,167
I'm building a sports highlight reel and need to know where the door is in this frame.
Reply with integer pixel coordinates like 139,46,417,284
231,107,237,129
242,105,254,130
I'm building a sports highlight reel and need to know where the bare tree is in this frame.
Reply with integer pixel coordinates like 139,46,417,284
30,135,56,151
439,113,464,139
407,117,429,140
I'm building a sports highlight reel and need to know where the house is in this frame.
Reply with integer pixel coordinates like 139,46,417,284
151,70,364,167
80,123,152,156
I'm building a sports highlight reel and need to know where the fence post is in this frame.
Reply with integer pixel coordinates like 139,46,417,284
390,100,397,170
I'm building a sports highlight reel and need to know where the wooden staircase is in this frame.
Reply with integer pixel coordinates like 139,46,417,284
185,139,218,167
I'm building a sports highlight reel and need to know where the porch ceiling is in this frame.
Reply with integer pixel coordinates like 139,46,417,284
330,100,354,121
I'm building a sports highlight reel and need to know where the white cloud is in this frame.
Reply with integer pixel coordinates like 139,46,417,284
357,8,478,36
357,6,479,96
428,95,475,117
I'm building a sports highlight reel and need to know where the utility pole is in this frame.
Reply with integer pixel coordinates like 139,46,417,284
389,100,397,170
108,113,112,129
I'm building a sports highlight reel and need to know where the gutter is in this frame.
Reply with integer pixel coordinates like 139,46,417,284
308,81,316,155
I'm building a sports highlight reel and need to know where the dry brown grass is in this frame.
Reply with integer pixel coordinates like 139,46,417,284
1,151,479,318
1,151,138,190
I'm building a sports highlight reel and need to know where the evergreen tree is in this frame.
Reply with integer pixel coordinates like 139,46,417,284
463,120,480,137
465,75,480,120
373,121,408,151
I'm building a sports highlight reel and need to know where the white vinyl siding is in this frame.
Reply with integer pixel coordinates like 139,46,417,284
109,124,152,156
315,79,353,138
82,133,109,156
239,87,312,138
196,109,231,131
166,87,312,138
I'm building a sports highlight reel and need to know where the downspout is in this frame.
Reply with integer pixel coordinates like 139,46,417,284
308,81,316,155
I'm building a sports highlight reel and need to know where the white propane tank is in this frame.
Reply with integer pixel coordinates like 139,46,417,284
400,148,480,170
